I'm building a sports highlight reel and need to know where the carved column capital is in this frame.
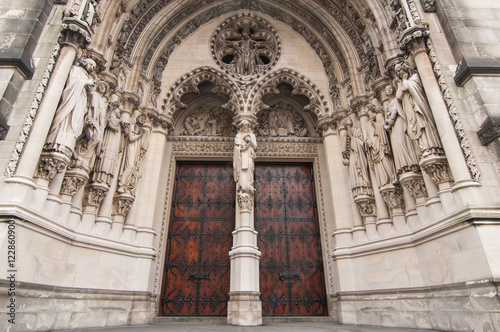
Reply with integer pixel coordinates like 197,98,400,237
83,183,108,208
35,152,70,181
60,167,89,196
146,109,173,135
372,76,392,103
420,155,454,184
354,195,376,218
400,25,429,55
380,184,405,209
237,192,254,212
317,113,345,136
400,171,428,199
350,94,369,117
112,193,135,217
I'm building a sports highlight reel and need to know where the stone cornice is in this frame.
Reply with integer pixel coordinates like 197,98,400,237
331,206,500,260
454,57,500,87
0,204,157,259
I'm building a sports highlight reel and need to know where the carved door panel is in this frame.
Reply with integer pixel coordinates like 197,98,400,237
255,164,327,316
160,163,234,316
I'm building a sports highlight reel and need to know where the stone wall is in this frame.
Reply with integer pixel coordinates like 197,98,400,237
0,0,55,139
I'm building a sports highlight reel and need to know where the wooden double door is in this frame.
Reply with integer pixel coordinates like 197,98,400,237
160,162,327,316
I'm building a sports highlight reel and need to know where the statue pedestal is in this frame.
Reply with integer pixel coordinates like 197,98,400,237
227,291,262,326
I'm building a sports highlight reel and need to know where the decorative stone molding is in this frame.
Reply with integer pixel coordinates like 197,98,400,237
35,152,69,181
252,68,329,117
400,171,428,199
256,139,319,158
5,42,62,177
420,155,454,184
162,67,240,118
380,184,405,209
426,39,481,181
170,137,234,157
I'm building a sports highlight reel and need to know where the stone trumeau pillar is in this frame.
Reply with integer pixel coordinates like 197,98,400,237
227,116,262,327
4,0,95,207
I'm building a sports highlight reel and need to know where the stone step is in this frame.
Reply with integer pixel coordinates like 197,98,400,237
154,316,334,324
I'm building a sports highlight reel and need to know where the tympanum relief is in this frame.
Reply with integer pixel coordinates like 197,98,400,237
177,105,235,137
256,102,312,138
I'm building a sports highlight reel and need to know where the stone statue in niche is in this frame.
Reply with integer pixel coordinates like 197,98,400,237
117,114,149,195
45,58,96,157
365,106,397,187
342,117,372,196
234,120,257,198
384,84,421,174
394,62,443,157
92,101,123,186
257,102,308,137
72,80,108,172
180,106,234,136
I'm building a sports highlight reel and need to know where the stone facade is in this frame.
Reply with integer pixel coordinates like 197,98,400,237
0,0,499,331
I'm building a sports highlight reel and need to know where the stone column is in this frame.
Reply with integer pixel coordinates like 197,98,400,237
227,117,262,327
400,27,480,205
133,111,171,247
317,115,354,247
4,3,93,207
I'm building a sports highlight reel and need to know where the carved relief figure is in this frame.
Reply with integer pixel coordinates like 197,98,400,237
394,63,443,156
117,114,149,195
92,101,123,186
342,117,372,196
45,58,96,156
180,106,234,136
72,80,108,172
231,32,263,76
257,103,308,137
384,84,420,174
233,120,257,191
365,107,397,187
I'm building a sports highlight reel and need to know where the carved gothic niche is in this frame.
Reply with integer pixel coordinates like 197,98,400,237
172,97,236,137
252,69,329,127
211,14,280,79
256,99,316,138
161,67,240,119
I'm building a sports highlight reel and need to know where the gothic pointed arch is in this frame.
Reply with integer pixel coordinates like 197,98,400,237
162,66,241,123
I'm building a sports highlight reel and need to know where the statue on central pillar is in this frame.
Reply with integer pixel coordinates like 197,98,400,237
228,118,262,326
234,119,257,205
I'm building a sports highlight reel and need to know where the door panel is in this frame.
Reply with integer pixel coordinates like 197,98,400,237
255,164,327,316
160,163,234,316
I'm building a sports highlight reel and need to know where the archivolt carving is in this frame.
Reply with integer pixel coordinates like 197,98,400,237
252,68,329,118
161,67,240,118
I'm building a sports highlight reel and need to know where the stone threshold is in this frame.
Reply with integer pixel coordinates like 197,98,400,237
154,316,334,323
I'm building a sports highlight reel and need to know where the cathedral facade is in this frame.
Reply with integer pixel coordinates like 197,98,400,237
0,0,499,330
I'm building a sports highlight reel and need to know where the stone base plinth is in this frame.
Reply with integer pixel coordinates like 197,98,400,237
227,291,262,326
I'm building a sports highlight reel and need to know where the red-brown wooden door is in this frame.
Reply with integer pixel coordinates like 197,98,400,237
255,164,327,316
160,163,234,316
